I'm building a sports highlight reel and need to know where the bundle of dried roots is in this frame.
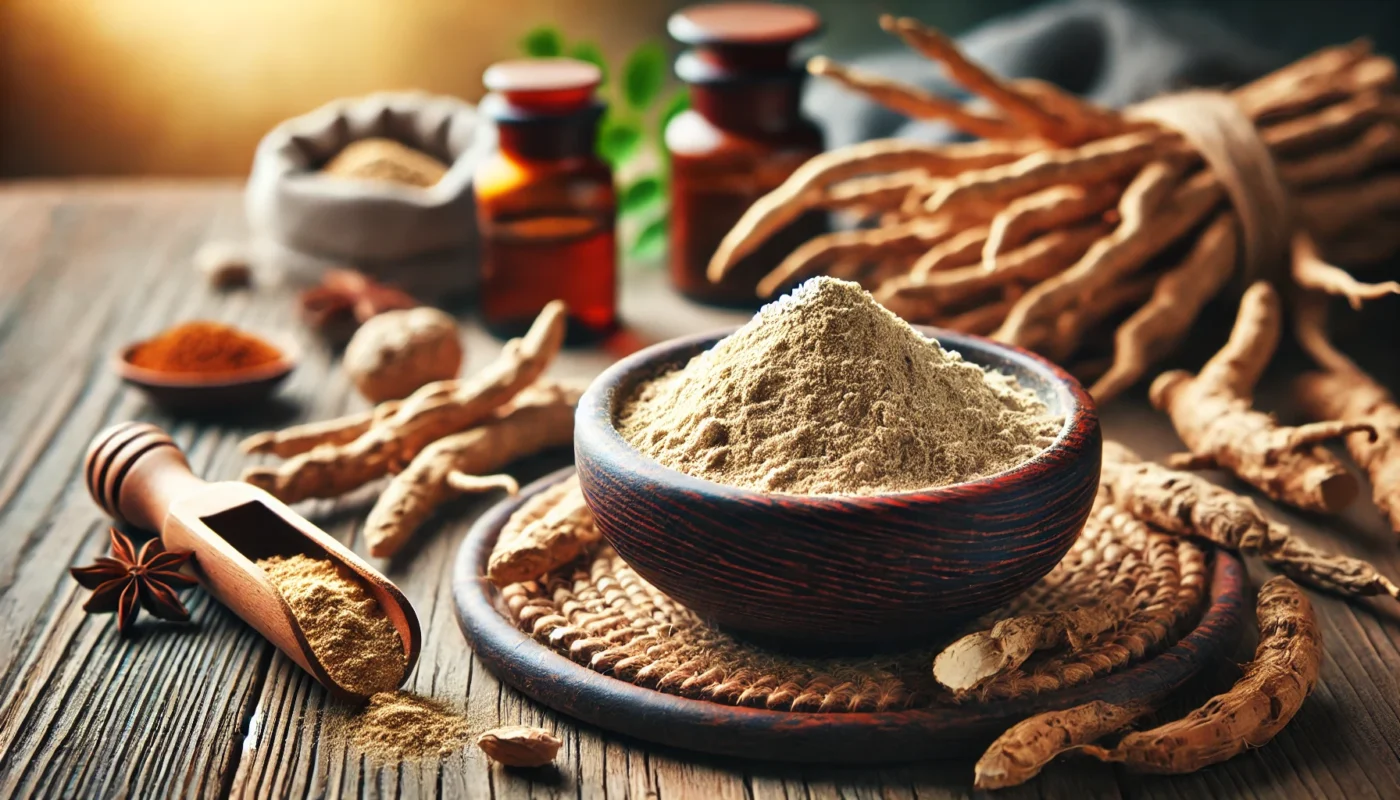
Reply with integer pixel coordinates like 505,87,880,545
709,15,1400,404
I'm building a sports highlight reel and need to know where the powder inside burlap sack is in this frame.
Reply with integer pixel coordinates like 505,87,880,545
258,554,406,697
618,277,1062,495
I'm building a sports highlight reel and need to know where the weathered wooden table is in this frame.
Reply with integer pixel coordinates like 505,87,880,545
2,182,1399,799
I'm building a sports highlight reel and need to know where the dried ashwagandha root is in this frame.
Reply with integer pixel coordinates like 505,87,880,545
487,478,600,587
1103,441,1400,602
1150,282,1375,514
362,381,582,558
241,301,566,503
977,577,1320,786
934,602,1125,698
240,400,402,458
475,725,562,768
1292,299,1400,537
974,700,1152,789
1081,577,1321,773
934,502,1153,697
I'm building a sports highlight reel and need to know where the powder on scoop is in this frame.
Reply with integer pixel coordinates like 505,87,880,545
618,277,1062,495
258,554,407,697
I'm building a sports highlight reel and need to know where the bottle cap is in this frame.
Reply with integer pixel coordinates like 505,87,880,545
483,58,602,113
669,2,821,46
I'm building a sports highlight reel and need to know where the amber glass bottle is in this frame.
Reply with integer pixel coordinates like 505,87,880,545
475,59,617,343
665,2,825,307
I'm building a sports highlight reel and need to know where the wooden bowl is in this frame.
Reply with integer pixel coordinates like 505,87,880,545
574,326,1101,646
115,342,295,413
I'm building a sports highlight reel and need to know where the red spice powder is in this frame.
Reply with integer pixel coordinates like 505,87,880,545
128,321,283,375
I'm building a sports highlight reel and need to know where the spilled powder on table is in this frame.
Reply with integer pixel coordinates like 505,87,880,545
258,554,406,697
260,554,475,761
326,690,473,762
618,277,1062,495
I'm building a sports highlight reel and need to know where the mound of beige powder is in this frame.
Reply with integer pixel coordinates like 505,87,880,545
618,277,1061,495
258,554,407,697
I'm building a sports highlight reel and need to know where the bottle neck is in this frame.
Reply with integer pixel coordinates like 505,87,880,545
484,95,604,161
690,78,806,135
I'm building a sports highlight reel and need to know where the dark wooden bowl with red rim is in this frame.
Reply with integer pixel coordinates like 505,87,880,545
573,326,1101,647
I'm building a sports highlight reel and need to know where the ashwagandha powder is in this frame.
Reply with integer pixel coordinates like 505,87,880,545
619,277,1062,495
334,691,473,761
258,554,407,698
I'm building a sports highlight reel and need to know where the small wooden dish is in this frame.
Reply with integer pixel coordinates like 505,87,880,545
84,421,421,701
574,326,1102,646
115,342,296,413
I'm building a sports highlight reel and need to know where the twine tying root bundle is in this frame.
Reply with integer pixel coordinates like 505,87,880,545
709,15,1400,407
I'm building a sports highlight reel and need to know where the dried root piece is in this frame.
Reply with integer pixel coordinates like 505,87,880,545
807,56,1017,140
910,225,990,277
240,400,401,458
476,725,562,767
925,131,1170,218
884,224,1105,313
242,301,566,503
1299,173,1400,239
1102,441,1274,551
1104,441,1400,601
974,700,1151,789
758,218,955,298
1090,213,1239,401
1295,363,1400,537
996,162,1208,348
707,138,1035,281
488,480,600,586
881,15,1072,144
1082,577,1321,774
1278,119,1400,186
934,602,1124,697
1043,275,1157,363
983,183,1119,267
363,382,580,558
1150,282,1374,513
1290,231,1400,309
1262,89,1391,154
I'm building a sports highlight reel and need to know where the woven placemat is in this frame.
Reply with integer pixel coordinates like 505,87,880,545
497,481,1209,714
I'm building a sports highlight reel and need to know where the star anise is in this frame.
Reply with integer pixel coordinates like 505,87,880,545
299,268,418,343
70,529,197,635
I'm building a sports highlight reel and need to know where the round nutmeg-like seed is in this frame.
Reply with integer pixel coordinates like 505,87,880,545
476,725,562,767
343,307,464,403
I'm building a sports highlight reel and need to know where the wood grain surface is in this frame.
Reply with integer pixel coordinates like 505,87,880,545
2,182,1400,798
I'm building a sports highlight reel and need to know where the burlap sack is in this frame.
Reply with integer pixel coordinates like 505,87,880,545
246,91,494,302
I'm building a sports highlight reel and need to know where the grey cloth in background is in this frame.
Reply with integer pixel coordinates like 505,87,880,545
805,0,1281,147
246,92,494,302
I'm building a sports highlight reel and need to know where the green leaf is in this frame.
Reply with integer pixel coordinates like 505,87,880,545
622,41,668,111
597,116,643,167
657,89,691,135
569,41,608,86
519,26,563,57
619,176,663,215
629,215,668,259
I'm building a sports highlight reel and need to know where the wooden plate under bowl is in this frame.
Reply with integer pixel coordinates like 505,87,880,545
454,468,1246,764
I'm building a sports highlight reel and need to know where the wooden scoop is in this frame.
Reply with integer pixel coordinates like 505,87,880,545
84,421,421,701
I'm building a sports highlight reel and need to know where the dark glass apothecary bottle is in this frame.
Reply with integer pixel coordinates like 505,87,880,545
665,2,826,307
475,59,617,343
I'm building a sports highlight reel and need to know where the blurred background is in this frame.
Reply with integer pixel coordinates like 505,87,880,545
4,0,1399,178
